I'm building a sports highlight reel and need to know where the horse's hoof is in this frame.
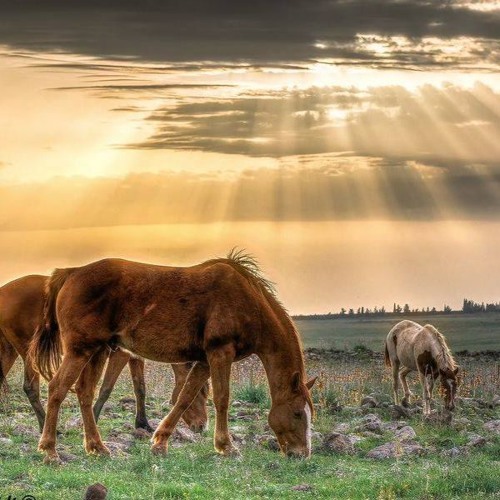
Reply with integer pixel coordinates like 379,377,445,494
151,443,169,456
137,423,154,433
86,442,111,457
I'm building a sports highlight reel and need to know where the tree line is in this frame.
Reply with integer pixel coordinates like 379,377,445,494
294,298,499,320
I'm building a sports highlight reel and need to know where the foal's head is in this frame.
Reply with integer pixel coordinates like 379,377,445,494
440,366,460,411
268,373,316,458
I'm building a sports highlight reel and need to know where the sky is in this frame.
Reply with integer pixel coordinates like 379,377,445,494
0,0,500,314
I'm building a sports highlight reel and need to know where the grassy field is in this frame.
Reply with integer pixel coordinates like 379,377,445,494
295,313,500,351
1,348,499,499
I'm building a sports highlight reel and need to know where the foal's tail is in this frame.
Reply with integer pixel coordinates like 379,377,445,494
384,342,392,367
28,268,76,381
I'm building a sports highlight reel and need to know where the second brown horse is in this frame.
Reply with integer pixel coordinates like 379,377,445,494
0,274,208,432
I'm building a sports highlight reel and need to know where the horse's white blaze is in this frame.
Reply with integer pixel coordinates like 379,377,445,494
304,402,312,451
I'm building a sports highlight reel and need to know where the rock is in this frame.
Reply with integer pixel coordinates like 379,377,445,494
58,450,78,463
132,428,151,439
367,441,424,459
333,423,351,434
171,427,198,444
423,411,453,426
119,397,136,405
358,414,382,434
11,424,39,439
483,420,500,435
64,416,83,430
256,434,280,451
230,433,246,445
492,395,500,407
20,443,31,453
102,442,131,457
442,446,468,458
84,482,108,499
394,426,416,442
451,417,471,431
322,433,356,455
360,396,378,408
292,484,313,492
466,434,487,448
389,405,411,420
0,437,13,446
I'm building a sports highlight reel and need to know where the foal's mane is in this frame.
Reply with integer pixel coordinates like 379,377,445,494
424,324,457,372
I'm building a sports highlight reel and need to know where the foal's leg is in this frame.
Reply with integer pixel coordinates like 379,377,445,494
151,362,210,455
399,367,413,407
391,360,400,405
418,370,431,415
22,359,46,432
128,356,153,431
93,349,129,422
75,349,110,456
39,352,91,463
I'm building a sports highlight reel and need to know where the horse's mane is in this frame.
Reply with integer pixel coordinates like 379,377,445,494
208,249,312,410
423,324,457,371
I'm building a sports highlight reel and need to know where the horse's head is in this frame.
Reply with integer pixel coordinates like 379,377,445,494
268,373,317,458
182,382,209,433
440,366,460,411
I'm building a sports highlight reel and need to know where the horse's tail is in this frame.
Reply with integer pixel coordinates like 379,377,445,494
384,342,391,367
28,268,76,381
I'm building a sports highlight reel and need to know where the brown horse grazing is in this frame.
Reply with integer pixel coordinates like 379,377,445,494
0,275,208,432
29,251,316,463
384,320,460,415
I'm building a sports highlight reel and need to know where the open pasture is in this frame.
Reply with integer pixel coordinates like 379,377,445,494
295,313,500,352
1,347,499,499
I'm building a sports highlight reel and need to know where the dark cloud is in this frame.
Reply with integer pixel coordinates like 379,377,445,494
0,1,499,70
128,83,500,162
1,158,499,230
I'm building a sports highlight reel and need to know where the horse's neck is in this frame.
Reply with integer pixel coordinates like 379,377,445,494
257,329,305,403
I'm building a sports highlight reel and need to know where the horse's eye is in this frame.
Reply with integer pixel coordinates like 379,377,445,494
293,411,302,418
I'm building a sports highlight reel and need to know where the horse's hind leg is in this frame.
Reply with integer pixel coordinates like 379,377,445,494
151,361,210,455
172,362,209,432
392,360,400,405
75,349,110,456
22,359,46,432
128,356,153,432
207,345,238,456
93,349,129,422
39,351,91,463
399,367,413,407
0,333,18,391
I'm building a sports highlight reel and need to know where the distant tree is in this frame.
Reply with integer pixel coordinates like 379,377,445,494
443,304,452,313
403,303,410,314
348,308,355,316
340,307,346,316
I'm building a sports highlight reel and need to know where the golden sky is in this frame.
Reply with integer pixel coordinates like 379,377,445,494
1,1,500,313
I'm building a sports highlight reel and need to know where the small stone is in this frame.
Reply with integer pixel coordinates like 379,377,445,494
442,446,468,458
58,450,78,463
64,416,83,430
11,424,39,439
0,437,13,446
492,395,500,407
466,433,487,447
103,441,132,456
483,420,500,435
171,427,197,443
292,484,313,492
390,405,411,420
132,428,151,439
367,441,424,459
333,423,350,434
84,482,108,499
360,396,378,408
452,417,471,431
322,433,356,455
256,434,280,451
394,426,416,442
358,414,382,434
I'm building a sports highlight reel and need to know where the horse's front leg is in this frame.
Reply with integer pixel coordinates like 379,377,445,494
75,349,110,456
399,367,413,407
151,362,210,455
128,356,153,431
207,344,239,457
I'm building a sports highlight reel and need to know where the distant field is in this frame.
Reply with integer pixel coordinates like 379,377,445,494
295,313,500,352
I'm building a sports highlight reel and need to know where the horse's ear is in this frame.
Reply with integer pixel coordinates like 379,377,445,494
291,372,301,393
453,366,459,375
305,376,317,390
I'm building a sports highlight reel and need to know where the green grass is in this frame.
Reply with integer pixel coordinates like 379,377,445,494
295,312,500,351
1,353,499,499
